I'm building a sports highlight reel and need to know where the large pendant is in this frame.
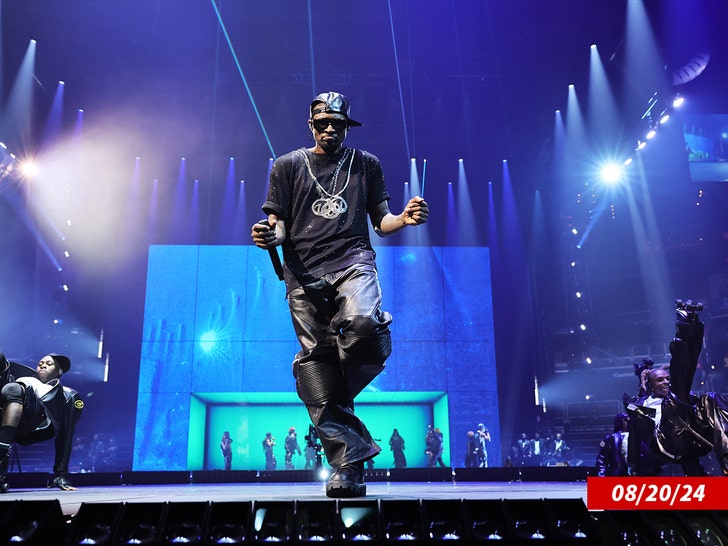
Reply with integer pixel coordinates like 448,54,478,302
312,196,348,219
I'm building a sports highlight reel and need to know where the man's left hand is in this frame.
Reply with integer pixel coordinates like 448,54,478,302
50,474,77,491
402,196,429,225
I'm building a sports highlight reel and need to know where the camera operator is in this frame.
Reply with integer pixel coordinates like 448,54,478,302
304,424,324,470
624,300,728,476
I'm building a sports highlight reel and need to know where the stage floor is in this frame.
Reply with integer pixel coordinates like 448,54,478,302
2,480,588,517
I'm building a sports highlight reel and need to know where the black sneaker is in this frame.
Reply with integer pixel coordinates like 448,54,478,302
326,463,366,498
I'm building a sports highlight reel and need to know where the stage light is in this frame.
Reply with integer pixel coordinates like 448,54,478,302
464,499,509,541
338,501,380,541
18,159,39,178
114,503,165,544
637,141,647,150
623,157,633,166
66,503,122,546
579,324,586,331
599,164,622,184
673,95,685,108
571,228,578,235
543,499,594,541
252,501,294,542
678,511,728,544
645,128,657,140
380,500,422,541
206,501,252,544
0,500,66,544
422,499,466,540
505,499,553,541
296,501,336,542
575,291,582,298
659,112,670,124
585,357,592,365
159,502,209,544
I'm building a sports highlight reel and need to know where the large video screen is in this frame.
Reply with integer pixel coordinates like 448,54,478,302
683,114,728,182
133,245,499,471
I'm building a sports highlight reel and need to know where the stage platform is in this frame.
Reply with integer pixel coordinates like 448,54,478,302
2,468,726,544
0,466,592,516
0,479,589,518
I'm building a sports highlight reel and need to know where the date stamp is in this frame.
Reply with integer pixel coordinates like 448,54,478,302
587,477,726,510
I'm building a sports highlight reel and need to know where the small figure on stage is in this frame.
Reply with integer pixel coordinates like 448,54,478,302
284,426,302,470
220,431,233,471
262,432,276,471
476,423,491,468
0,352,83,493
389,428,407,469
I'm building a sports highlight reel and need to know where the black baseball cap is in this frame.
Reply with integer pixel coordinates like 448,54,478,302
309,91,362,127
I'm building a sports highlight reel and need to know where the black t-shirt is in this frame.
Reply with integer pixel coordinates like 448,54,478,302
263,146,390,291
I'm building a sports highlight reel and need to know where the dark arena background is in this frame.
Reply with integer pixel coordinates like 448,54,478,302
2,0,728,543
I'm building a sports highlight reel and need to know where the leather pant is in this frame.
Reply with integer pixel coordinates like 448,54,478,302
288,264,391,468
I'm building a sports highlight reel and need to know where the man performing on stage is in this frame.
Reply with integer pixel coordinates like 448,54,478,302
251,91,428,497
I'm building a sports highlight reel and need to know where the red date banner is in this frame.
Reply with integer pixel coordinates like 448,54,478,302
587,477,727,510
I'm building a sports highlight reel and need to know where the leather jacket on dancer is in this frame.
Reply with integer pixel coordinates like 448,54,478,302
251,91,428,497
624,301,728,476
0,353,83,493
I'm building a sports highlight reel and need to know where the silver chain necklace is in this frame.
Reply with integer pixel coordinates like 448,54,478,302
298,148,355,219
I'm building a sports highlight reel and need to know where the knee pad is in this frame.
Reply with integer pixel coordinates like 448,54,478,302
0,383,23,405
338,314,392,365
294,360,345,406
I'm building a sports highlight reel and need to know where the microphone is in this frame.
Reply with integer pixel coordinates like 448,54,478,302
258,219,284,281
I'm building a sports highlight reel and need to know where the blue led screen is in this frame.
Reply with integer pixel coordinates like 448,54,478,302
133,245,499,470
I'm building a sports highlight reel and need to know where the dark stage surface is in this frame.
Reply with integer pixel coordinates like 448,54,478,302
0,480,587,518
0,467,590,517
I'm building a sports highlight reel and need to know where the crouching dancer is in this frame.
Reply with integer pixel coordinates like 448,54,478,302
0,352,83,492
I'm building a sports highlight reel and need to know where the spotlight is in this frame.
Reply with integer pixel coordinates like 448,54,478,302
636,141,647,151
645,128,657,140
206,501,252,544
252,501,294,542
464,499,509,541
659,112,670,124
296,501,336,542
380,500,422,541
159,502,209,544
505,500,552,540
422,500,466,540
338,501,380,541
18,159,39,178
599,164,623,184
673,95,685,108
543,499,595,541
114,503,165,544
